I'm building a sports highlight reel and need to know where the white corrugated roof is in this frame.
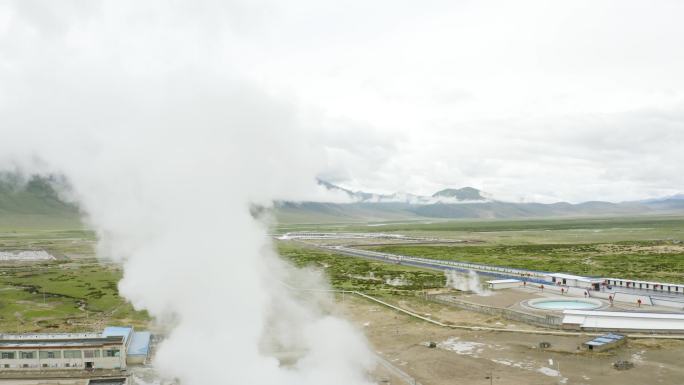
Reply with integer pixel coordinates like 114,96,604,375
487,279,520,284
548,273,602,282
563,310,684,330
561,315,586,324
564,310,684,320
0,333,100,340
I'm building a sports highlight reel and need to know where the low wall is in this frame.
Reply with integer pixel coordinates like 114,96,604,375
428,294,562,328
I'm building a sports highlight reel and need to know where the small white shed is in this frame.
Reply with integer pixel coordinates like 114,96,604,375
487,279,521,290
544,273,603,290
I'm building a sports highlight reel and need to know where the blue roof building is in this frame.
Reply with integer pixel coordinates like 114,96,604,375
127,332,151,364
583,333,626,352
103,326,151,364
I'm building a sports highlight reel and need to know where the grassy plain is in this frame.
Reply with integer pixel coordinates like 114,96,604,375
278,241,445,293
277,215,684,245
366,242,684,282
0,228,149,333
280,215,684,283
0,228,96,257
0,260,150,332
3,214,684,333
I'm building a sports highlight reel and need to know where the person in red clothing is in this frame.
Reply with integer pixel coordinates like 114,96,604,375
540,284,544,292
637,298,642,307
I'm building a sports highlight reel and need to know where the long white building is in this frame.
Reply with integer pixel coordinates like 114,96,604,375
0,326,151,371
562,310,684,332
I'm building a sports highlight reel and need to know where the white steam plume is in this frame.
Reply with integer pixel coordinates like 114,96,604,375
0,2,374,385
445,270,491,296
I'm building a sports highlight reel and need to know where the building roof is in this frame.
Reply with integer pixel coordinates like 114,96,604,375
563,310,684,330
584,333,624,347
103,326,134,345
0,326,142,350
0,336,124,349
487,279,520,284
547,273,603,283
0,333,101,340
128,332,151,356
564,310,684,320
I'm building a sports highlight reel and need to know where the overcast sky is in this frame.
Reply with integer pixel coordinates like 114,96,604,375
2,0,684,203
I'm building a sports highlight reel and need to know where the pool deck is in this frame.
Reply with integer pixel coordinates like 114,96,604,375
458,286,684,316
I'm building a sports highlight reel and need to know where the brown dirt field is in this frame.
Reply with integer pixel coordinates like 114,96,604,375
338,294,684,385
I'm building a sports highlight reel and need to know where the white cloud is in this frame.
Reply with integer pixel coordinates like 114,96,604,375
260,0,684,202
2,1,684,203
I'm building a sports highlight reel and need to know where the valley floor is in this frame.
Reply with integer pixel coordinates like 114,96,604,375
340,293,684,385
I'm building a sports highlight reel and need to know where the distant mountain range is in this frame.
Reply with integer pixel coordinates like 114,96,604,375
316,180,490,204
274,180,684,223
2,175,684,226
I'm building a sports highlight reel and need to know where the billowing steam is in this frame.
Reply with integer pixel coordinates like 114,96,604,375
0,3,374,385
445,270,491,296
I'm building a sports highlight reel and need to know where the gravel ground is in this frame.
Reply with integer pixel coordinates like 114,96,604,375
338,293,684,385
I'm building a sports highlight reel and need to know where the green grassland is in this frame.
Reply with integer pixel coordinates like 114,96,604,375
366,241,684,283
0,259,149,333
277,215,684,245
0,227,149,333
2,213,684,333
279,215,684,284
0,228,96,257
278,242,445,294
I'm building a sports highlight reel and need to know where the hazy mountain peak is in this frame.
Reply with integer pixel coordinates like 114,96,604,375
316,180,490,204
432,187,486,201
639,193,684,203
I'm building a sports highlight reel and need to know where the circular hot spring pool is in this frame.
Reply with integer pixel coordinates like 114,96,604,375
527,298,602,310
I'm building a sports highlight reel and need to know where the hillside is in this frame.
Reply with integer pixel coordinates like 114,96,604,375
0,175,81,228
2,175,684,226
274,199,669,224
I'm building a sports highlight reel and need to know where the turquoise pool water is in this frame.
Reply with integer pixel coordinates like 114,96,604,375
530,299,600,310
